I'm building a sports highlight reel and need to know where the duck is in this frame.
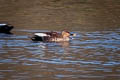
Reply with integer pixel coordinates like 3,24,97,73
0,23,14,34
31,30,76,42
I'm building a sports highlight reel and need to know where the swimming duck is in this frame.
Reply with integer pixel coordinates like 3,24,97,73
31,30,76,42
0,23,14,34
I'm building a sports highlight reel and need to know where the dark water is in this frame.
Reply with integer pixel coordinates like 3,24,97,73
0,29,120,80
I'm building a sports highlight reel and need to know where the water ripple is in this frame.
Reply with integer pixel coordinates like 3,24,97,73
0,29,120,80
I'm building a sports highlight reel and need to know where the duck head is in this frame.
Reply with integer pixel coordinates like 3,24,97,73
62,30,70,38
62,30,76,38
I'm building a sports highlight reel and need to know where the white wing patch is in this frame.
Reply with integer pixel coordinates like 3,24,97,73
34,33,48,36
0,24,7,26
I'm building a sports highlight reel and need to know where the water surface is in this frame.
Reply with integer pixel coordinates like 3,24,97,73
0,29,120,80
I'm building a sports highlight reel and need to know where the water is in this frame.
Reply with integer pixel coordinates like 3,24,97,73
0,29,120,80
0,0,120,79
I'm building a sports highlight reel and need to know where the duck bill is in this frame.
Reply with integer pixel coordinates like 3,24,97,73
70,33,76,37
